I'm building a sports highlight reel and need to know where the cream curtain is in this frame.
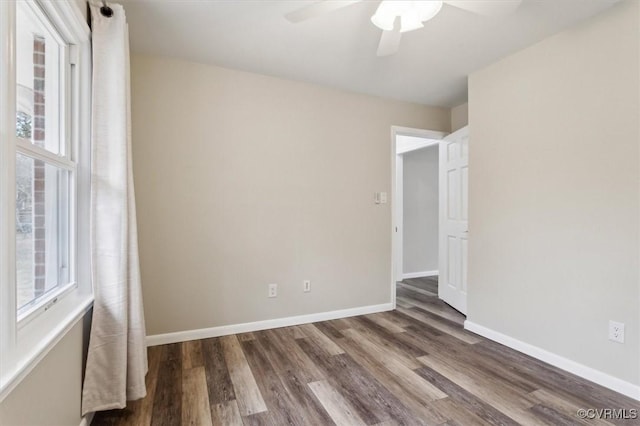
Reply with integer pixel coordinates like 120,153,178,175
82,3,147,415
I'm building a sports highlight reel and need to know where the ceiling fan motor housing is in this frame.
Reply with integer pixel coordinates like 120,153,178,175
371,0,444,33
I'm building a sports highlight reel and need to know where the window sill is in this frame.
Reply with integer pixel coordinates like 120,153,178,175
17,281,79,330
0,293,93,403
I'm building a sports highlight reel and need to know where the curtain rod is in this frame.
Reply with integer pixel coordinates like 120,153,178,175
100,1,114,18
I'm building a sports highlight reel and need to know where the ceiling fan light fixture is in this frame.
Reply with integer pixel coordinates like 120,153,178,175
399,13,424,33
370,0,398,31
415,0,444,22
371,0,443,33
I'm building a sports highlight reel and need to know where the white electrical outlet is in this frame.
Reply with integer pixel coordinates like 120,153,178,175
268,283,278,298
609,320,625,343
303,280,311,293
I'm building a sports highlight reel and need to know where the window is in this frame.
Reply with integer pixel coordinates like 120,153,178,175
0,0,92,399
15,1,73,320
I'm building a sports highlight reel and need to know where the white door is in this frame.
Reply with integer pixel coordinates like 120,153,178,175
438,126,469,314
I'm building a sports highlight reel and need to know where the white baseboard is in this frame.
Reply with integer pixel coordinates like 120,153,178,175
402,270,438,279
79,412,94,426
464,320,640,401
146,303,393,347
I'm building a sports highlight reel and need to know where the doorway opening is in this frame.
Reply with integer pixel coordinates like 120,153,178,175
391,127,444,308
390,126,469,315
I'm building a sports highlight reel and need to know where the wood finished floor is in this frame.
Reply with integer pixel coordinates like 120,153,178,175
93,277,639,426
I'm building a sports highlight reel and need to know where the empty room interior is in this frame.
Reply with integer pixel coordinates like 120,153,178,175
1,0,639,425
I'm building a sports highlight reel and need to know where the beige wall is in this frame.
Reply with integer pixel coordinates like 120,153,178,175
73,0,87,21
468,0,639,386
131,54,450,335
450,102,468,132
0,314,91,426
403,146,439,273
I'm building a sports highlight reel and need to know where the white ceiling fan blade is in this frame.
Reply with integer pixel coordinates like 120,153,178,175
377,29,402,57
285,0,363,23
444,0,522,17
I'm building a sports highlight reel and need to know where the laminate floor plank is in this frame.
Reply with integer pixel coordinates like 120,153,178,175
400,277,438,294
342,317,424,368
372,421,400,426
387,310,447,339
288,325,308,340
240,338,309,425
397,286,440,305
376,310,413,328
308,380,367,426
529,403,585,426
182,340,204,370
396,298,415,310
396,306,481,344
423,338,538,397
416,355,545,426
254,330,334,425
181,366,213,426
88,414,120,426
240,411,277,426
364,312,406,333
471,343,640,425
408,320,550,392
296,337,386,425
397,282,438,297
237,332,256,342
201,337,236,405
263,328,325,383
94,275,638,426
342,328,447,401
396,287,467,321
397,296,465,325
210,401,243,426
430,397,493,426
336,335,446,425
151,343,183,426
299,336,425,426
313,320,345,340
414,365,520,426
327,317,353,330
472,339,640,411
300,337,417,425
401,327,539,396
416,294,464,315
297,323,345,356
527,388,614,426
220,335,267,416
354,316,425,358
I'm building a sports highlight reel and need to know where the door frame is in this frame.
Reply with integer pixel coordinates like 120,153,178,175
390,126,447,308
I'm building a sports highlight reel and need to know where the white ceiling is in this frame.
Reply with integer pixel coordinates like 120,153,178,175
120,0,619,107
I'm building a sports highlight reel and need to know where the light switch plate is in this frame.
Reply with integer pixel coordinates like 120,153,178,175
374,192,388,204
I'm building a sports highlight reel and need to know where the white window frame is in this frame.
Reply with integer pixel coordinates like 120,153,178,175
0,0,92,402
15,0,75,324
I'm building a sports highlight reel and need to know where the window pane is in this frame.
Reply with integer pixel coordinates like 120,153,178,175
16,154,70,313
16,2,62,155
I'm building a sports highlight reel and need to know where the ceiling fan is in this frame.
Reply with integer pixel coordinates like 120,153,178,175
285,0,523,57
